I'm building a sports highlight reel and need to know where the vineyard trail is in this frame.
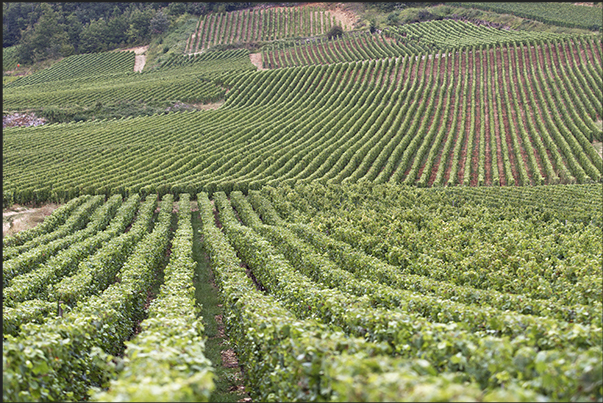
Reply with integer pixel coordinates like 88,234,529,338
249,53,265,70
131,46,148,72
3,204,61,237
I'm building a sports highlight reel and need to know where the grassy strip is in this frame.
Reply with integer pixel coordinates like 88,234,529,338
191,210,250,403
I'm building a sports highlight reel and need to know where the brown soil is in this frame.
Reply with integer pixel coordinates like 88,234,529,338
203,253,251,403
525,46,573,180
416,56,451,184
316,42,330,65
401,57,435,181
470,54,482,187
194,20,204,52
3,203,61,237
321,3,360,31
215,315,240,369
249,53,265,70
441,53,466,185
589,39,602,64
233,10,243,44
503,47,533,185
488,49,507,186
479,49,492,186
594,139,603,159
116,45,148,72
428,53,460,186
512,46,547,180
192,101,225,111
496,48,521,185
199,15,211,50
457,50,474,185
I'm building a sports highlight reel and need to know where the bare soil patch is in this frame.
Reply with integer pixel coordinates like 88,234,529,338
114,45,148,72
321,3,360,31
249,53,265,70
192,101,225,111
3,112,47,128
594,140,603,159
3,203,61,237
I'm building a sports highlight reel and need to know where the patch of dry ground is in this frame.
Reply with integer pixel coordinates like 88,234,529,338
3,204,61,237
594,140,602,159
114,45,148,72
321,2,360,31
595,121,603,158
193,101,226,110
249,53,265,70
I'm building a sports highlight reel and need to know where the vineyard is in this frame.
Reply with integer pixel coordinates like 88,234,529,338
453,2,603,31
3,3,603,402
3,45,20,72
3,49,255,111
261,20,583,68
3,183,602,401
4,35,602,206
185,5,345,53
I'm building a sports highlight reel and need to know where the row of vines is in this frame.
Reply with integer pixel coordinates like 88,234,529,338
4,36,601,206
185,5,343,53
207,186,601,401
452,2,603,31
7,182,598,401
3,193,215,401
262,20,583,68
3,50,255,110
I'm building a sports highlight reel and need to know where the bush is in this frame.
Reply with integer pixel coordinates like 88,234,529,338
327,25,344,39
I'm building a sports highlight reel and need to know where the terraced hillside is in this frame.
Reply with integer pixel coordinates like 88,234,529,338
3,49,255,111
262,19,583,68
454,2,603,31
4,35,602,206
186,4,346,53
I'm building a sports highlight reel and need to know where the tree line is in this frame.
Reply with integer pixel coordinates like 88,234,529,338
3,2,253,64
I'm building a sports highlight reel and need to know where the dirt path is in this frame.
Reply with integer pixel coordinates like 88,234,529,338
3,204,60,237
594,140,603,159
249,53,265,70
116,45,148,72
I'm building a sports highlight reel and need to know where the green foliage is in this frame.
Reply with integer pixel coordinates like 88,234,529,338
4,36,602,204
92,194,215,402
453,2,603,31
16,3,72,63
5,51,136,88
3,195,106,285
3,50,254,116
2,4,603,400
326,25,344,39
3,45,21,71
187,6,345,53
3,194,174,402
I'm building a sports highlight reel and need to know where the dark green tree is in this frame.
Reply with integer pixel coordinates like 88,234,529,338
168,2,186,16
127,7,154,44
150,10,170,34
79,18,109,53
65,13,83,52
327,25,343,39
18,3,71,61
106,7,130,47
